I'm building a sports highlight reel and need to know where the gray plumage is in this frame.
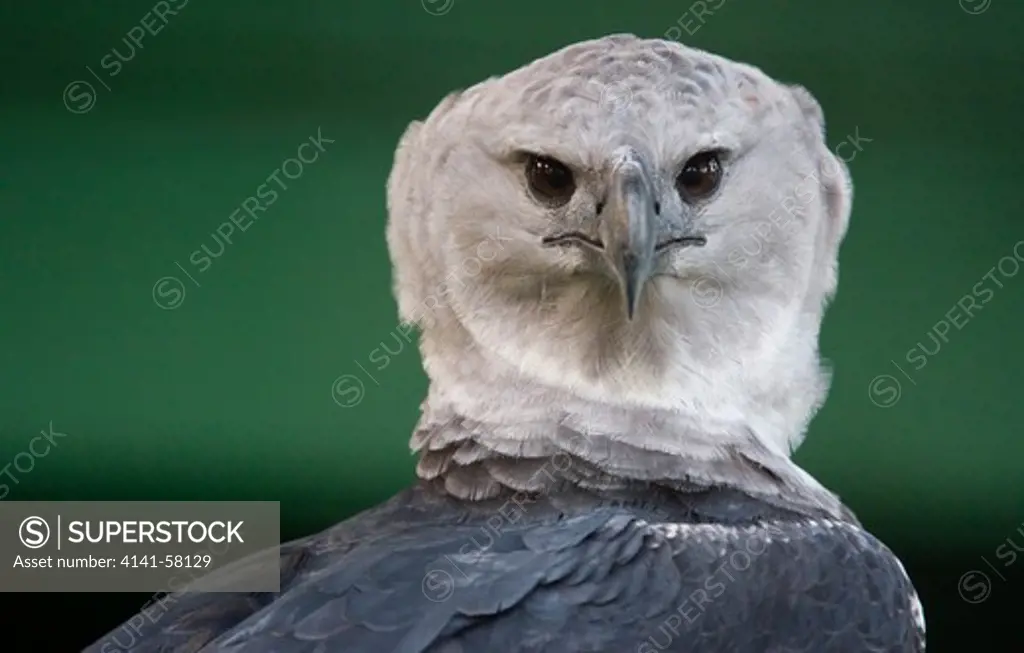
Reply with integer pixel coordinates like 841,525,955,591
85,34,925,652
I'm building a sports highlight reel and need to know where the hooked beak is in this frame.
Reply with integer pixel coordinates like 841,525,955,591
602,153,659,320
540,151,707,321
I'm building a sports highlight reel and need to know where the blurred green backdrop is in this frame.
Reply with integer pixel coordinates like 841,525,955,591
1,0,1022,649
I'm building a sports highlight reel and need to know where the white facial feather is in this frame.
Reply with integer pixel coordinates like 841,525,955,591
386,34,852,507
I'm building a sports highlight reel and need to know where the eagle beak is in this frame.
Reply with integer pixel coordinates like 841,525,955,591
603,152,659,321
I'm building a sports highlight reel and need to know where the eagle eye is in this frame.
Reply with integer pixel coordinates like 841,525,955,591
676,150,723,202
525,154,576,206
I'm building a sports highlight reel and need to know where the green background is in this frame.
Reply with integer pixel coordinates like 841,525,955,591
1,0,1021,649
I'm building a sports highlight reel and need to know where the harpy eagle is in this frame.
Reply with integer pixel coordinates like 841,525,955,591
86,34,925,653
